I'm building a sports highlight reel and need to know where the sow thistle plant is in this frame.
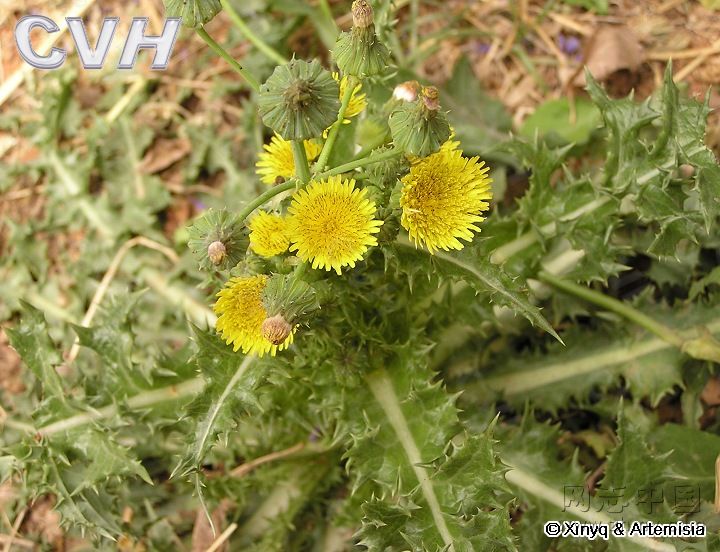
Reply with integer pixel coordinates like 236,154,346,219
4,0,720,550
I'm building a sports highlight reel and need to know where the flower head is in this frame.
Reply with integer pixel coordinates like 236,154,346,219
287,176,383,274
256,134,322,185
248,210,291,257
214,275,294,356
334,73,366,121
400,144,492,253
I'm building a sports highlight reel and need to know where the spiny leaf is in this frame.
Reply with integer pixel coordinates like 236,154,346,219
391,241,561,342
6,301,66,400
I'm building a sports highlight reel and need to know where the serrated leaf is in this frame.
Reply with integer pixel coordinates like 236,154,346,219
6,301,65,400
346,345,515,551
392,241,561,342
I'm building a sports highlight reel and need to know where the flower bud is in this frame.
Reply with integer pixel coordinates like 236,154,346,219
333,1,390,78
207,241,227,265
393,80,420,102
261,272,320,329
352,0,374,28
187,209,248,271
389,86,451,157
258,59,340,141
261,314,293,345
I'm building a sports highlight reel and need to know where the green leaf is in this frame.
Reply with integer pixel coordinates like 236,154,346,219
164,0,221,28
392,241,561,342
346,345,515,551
649,424,720,503
520,98,601,145
172,329,261,480
442,57,513,156
6,301,65,400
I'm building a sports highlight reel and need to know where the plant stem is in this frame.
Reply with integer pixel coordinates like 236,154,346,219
237,179,297,223
315,75,358,172
317,147,402,179
292,140,312,184
220,0,287,65
196,27,260,92
538,271,684,348
365,368,455,551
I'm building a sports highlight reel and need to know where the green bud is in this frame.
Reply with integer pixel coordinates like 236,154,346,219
333,1,390,78
164,0,221,28
258,59,340,141
262,272,320,326
389,85,451,157
187,209,247,271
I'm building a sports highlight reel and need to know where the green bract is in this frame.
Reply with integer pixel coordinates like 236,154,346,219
389,88,452,157
187,208,247,271
164,0,221,28
333,0,390,78
258,59,340,141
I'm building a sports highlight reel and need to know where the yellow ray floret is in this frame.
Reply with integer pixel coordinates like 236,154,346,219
256,134,323,185
287,176,383,275
249,210,291,257
333,73,367,121
400,144,492,253
214,275,294,357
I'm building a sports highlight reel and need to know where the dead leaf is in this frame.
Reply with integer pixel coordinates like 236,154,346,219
575,25,645,85
0,329,25,395
191,499,233,552
139,138,192,174
701,377,720,406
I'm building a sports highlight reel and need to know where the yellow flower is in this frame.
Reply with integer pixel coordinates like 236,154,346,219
249,211,291,257
334,73,367,121
256,134,322,185
287,176,383,274
214,275,294,357
400,144,492,253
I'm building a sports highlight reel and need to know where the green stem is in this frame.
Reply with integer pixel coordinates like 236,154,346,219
237,179,297,223
196,27,260,92
538,271,684,348
315,75,358,172
292,140,312,184
221,0,287,65
317,147,402,179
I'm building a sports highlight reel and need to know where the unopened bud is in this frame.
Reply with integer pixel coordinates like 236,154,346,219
261,314,293,345
421,86,440,111
352,0,374,28
333,1,390,78
207,241,227,265
393,81,420,102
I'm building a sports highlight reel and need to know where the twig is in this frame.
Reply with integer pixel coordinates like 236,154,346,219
204,522,237,552
675,39,720,82
715,454,720,514
2,508,27,552
230,442,306,478
0,0,97,107
65,237,179,364
548,12,592,36
105,77,147,123
0,534,34,550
